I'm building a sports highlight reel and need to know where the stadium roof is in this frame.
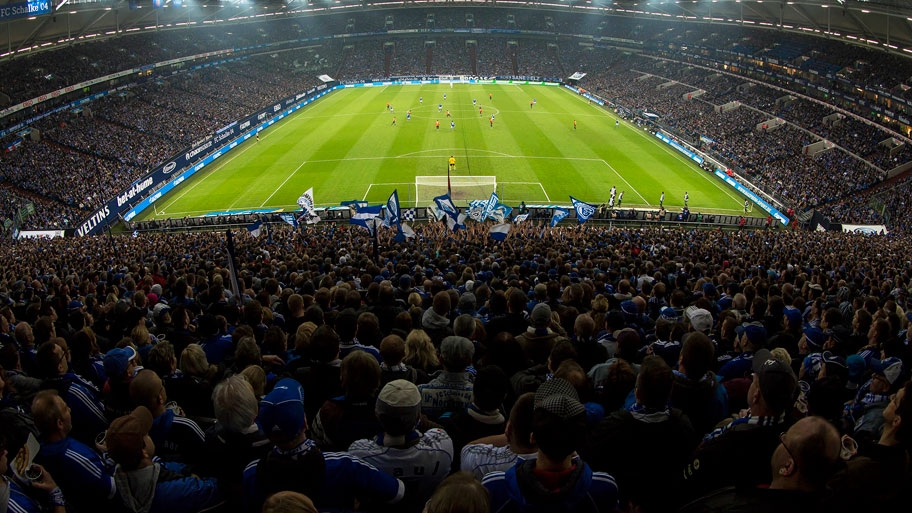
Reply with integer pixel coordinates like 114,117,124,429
3,0,912,60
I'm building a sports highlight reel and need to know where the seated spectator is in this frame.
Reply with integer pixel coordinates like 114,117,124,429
129,369,207,465
349,379,454,511
461,392,538,481
261,491,318,513
336,309,382,363
586,356,698,511
0,431,67,513
37,340,108,445
681,416,841,512
103,345,139,421
242,378,405,512
169,344,218,418
32,389,117,512
849,357,904,443
311,351,383,451
670,332,729,436
718,322,768,382
682,349,798,500
482,378,619,512
516,304,568,366
107,406,223,513
197,314,233,365
202,375,272,502
419,336,475,420
379,334,428,387
422,292,454,346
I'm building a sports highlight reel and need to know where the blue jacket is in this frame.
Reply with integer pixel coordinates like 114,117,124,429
483,458,618,513
43,373,108,445
242,439,404,512
35,436,116,511
114,461,222,513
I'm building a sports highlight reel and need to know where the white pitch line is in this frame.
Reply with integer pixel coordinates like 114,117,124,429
601,159,648,205
260,160,307,207
538,183,551,203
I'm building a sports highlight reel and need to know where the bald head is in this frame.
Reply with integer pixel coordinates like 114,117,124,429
772,416,841,491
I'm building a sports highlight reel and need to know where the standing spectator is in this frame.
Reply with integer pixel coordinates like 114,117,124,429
424,472,490,513
483,379,619,512
440,366,509,470
419,336,475,420
311,351,383,451
349,379,454,510
36,341,108,445
291,325,343,423
461,392,538,481
242,378,405,512
670,332,729,436
103,346,139,421
378,334,428,387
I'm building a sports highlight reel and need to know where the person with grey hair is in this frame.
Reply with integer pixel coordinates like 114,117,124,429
418,336,475,420
202,375,273,500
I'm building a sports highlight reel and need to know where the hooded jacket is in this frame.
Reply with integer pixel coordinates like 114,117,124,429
113,462,222,513
483,458,618,513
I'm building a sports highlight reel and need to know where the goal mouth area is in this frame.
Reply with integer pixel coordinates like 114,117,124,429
415,175,497,205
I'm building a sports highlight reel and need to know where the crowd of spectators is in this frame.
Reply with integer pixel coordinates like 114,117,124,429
0,221,910,511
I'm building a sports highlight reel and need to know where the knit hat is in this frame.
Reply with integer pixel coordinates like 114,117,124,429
376,379,421,436
736,322,767,347
531,303,552,327
458,292,476,311
257,378,306,440
106,406,153,468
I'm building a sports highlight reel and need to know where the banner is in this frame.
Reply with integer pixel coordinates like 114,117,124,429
351,205,383,235
0,1,51,22
489,223,510,242
385,190,401,228
570,196,596,224
551,208,569,227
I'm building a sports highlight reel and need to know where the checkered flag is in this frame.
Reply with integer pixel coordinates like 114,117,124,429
402,208,416,222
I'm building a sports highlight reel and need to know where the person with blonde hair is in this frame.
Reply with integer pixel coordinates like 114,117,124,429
424,472,490,513
262,491,318,513
240,365,267,398
404,329,440,375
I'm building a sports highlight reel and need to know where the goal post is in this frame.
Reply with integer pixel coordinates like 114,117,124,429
415,175,497,206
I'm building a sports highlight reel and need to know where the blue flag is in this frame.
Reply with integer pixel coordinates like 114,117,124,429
482,191,499,221
489,223,511,242
385,189,401,228
247,221,263,237
570,196,597,224
433,194,460,219
278,213,298,228
341,200,368,210
551,208,569,227
351,205,383,235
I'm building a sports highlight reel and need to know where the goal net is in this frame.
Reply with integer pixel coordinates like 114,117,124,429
415,175,497,206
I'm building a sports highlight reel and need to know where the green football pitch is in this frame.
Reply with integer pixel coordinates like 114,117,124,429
138,83,753,220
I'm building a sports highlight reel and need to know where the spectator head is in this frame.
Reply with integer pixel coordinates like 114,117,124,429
379,335,406,366
770,416,840,491
103,346,138,382
883,381,912,445
309,325,341,364
750,349,798,416
262,491,318,513
505,392,537,454
635,356,674,410
31,390,71,439
432,291,451,316
294,322,318,354
240,365,267,398
735,321,767,351
678,333,715,379
530,303,552,329
684,306,713,334
212,375,258,434
783,307,803,331
36,340,67,378
404,329,438,370
180,344,215,380
532,378,587,461
130,369,166,415
423,471,490,513
258,378,307,445
375,379,421,437
472,366,508,412
106,406,155,471
145,342,176,378
334,309,358,342
458,293,476,314
870,357,905,395
341,351,381,399
453,314,476,339
440,336,474,371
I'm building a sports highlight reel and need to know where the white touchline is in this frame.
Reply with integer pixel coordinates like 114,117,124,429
260,161,308,207
601,160,647,204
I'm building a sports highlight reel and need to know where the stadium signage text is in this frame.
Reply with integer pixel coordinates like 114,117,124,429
117,177,155,208
0,0,50,22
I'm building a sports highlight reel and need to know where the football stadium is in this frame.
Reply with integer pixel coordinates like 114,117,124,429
0,1,911,512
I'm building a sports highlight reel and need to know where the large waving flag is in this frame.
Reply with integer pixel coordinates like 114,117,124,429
482,191,499,221
489,223,511,242
394,223,416,243
278,213,298,228
385,189,401,228
247,221,263,237
340,199,368,210
296,187,320,224
570,196,597,224
467,199,487,222
351,205,383,235
514,213,530,224
551,208,569,227
491,203,512,223
434,194,466,231
402,208,416,222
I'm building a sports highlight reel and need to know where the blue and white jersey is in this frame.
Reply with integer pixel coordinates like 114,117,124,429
483,458,618,513
46,373,108,444
36,436,116,510
349,429,453,502
418,371,474,420
7,478,41,513
461,444,537,481
717,352,755,382
242,438,404,512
